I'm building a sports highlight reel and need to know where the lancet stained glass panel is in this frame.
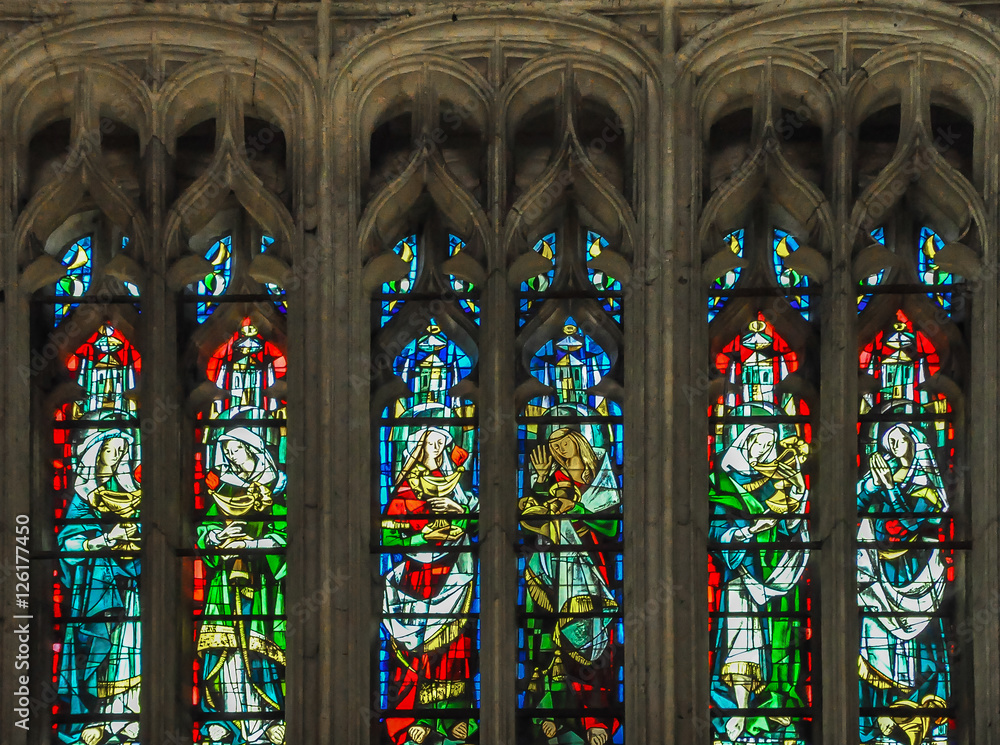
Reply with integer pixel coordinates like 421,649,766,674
517,320,625,745
709,316,814,745
857,310,956,743
193,320,288,744
52,324,142,744
375,322,481,745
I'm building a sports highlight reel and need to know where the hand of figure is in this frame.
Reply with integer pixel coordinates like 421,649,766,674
540,719,558,739
407,724,432,744
218,522,250,541
105,523,134,545
870,453,893,489
725,716,746,741
530,445,553,482
427,496,463,514
749,518,777,534
80,725,105,745
449,721,469,740
587,727,609,745
265,723,286,744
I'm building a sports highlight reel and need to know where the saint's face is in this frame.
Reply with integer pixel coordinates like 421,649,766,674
99,437,127,469
550,434,580,463
886,428,912,460
423,431,447,466
223,439,256,473
747,430,776,461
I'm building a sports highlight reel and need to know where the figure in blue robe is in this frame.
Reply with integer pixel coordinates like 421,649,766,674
858,422,950,744
57,426,141,745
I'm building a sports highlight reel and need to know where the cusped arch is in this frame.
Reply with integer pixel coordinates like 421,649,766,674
695,47,836,143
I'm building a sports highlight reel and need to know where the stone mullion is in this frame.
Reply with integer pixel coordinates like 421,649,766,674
283,148,319,745
817,83,858,745
672,64,710,745
140,127,185,745
629,72,668,745
478,62,517,744
334,62,368,745
968,75,1000,745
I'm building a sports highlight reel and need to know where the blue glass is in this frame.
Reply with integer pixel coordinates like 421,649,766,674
708,229,744,322
586,231,623,324
448,234,480,323
518,233,556,326
918,227,959,313
857,228,886,312
190,235,233,324
381,235,418,324
55,236,93,324
260,235,288,314
773,229,810,320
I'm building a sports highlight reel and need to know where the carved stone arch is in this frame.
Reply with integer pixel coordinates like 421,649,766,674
354,56,491,168
13,149,148,273
10,59,153,166
848,123,985,252
331,8,660,273
695,47,836,144
504,134,638,273
502,53,642,156
358,151,491,271
679,0,999,73
699,133,833,276
0,13,316,165
162,78,296,265
848,43,991,132
160,57,305,161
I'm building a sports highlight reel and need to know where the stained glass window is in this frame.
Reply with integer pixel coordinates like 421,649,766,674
189,234,233,324
917,227,958,313
375,322,480,744
858,228,887,313
54,235,93,324
518,233,556,326
708,229,744,323
586,231,623,325
53,324,143,744
857,310,955,743
447,235,480,322
193,320,288,744
381,234,418,325
772,230,810,320
260,235,287,314
709,315,814,744
516,226,625,745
